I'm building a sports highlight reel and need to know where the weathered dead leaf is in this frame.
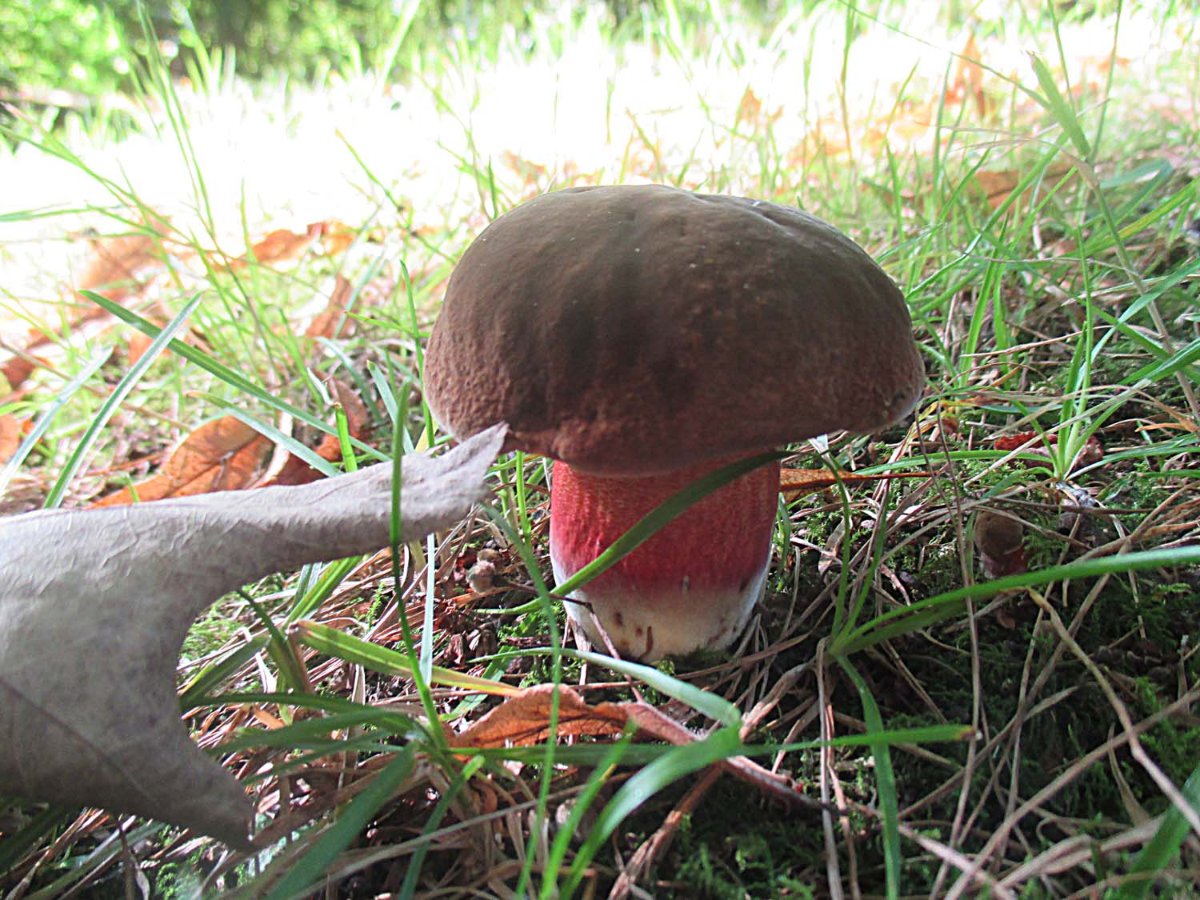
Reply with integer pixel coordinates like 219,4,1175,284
947,34,988,118
304,274,356,340
223,221,359,272
0,218,172,390
0,423,505,846
1,355,38,393
450,684,630,748
92,416,273,507
972,163,1074,210
779,467,929,501
257,382,371,488
78,220,172,301
736,86,762,126
449,685,811,811
315,220,359,257
0,414,21,463
244,224,322,266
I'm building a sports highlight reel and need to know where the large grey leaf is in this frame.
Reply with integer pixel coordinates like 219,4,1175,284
0,424,505,847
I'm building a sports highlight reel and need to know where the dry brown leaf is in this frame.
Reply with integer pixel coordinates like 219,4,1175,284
948,34,989,118
993,431,1104,469
305,275,355,340
257,381,372,488
91,416,272,507
125,327,156,368
450,684,630,748
242,224,322,267
0,423,506,846
736,86,762,126
972,163,1074,209
316,220,359,257
0,218,173,390
0,414,20,463
78,220,172,301
779,467,929,501
0,355,37,393
223,221,359,272
449,685,811,812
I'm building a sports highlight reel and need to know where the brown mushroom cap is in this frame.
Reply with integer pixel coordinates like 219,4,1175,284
425,184,924,476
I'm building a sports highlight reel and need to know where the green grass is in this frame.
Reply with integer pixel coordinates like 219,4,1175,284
2,0,1199,896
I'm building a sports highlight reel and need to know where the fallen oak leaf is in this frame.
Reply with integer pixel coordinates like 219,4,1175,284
303,274,356,340
223,220,358,273
0,354,37,394
1,218,173,391
449,683,629,747
0,414,20,463
77,219,174,301
779,467,930,501
0,423,505,847
258,380,372,488
232,223,323,269
448,684,809,810
971,163,1074,210
312,220,360,257
91,416,273,507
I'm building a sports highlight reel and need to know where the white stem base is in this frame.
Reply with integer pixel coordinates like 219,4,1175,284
553,549,770,661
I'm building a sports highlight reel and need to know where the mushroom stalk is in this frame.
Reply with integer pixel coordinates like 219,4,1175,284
549,457,781,660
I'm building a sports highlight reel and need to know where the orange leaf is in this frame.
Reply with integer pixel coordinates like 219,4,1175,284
316,221,359,257
993,431,1103,467
1,356,37,393
77,221,171,302
0,414,21,464
449,684,629,748
304,275,355,340
736,86,763,126
92,416,272,507
245,224,322,266
779,467,929,501
948,34,989,118
257,381,372,487
972,163,1074,210
1,217,172,389
125,327,157,368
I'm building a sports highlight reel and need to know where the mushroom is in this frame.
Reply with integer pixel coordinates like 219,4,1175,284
424,185,923,660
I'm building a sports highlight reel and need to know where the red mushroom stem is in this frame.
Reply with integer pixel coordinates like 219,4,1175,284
549,456,782,660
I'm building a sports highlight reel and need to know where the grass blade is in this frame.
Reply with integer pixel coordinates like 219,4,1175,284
293,620,520,697
832,546,1200,656
1027,52,1091,159
839,659,901,900
0,348,110,498
563,726,743,897
43,293,201,508
1117,763,1200,899
263,748,416,900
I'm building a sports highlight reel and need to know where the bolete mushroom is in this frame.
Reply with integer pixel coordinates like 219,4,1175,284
424,185,923,660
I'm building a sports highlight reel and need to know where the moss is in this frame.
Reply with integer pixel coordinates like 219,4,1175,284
614,778,824,898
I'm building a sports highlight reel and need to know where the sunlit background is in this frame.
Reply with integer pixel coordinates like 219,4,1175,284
1,1,1194,338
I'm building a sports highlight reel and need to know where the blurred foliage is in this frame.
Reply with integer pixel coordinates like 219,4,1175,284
0,0,1139,100
2,0,649,95
1,1,132,97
